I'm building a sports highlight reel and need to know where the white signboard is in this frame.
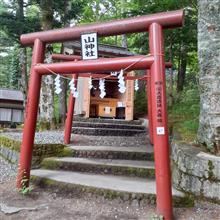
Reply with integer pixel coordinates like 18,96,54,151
81,32,98,60
156,127,165,135
105,107,111,114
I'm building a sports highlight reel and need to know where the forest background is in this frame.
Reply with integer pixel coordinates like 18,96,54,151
0,0,199,144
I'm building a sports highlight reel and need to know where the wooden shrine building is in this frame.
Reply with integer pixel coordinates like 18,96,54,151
64,41,136,121
0,88,24,125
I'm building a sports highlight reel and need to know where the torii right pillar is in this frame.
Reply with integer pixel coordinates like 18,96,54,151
149,23,173,220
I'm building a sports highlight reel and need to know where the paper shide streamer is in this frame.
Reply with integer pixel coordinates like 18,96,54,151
134,79,139,91
69,78,78,98
118,69,126,94
99,78,106,99
54,75,62,94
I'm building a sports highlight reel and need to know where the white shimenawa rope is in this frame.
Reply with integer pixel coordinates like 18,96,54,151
35,54,150,97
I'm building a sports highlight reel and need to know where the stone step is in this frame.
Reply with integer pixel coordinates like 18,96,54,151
73,117,143,125
31,169,193,207
72,121,146,130
72,127,146,136
41,157,155,178
67,145,154,161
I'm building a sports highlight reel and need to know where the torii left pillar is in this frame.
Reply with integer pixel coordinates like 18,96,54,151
17,39,45,188
64,74,78,144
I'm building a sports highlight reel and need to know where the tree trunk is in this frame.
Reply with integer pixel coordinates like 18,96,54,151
197,0,220,154
58,74,67,125
58,0,71,126
168,36,174,106
121,35,128,48
176,44,187,93
39,0,56,129
19,47,28,103
120,0,127,48
16,0,28,104
58,46,67,126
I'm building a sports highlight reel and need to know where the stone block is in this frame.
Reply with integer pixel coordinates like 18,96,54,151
0,145,19,164
203,180,220,200
172,142,220,179
197,151,220,180
179,172,202,195
172,163,182,189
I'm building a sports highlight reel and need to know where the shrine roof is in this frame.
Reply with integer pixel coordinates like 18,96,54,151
0,88,24,102
64,41,134,57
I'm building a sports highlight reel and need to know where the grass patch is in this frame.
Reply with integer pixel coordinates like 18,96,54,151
169,87,200,142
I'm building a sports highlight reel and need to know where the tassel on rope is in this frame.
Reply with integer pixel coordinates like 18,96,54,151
135,79,139,91
54,75,62,94
69,78,78,98
89,76,93,90
99,78,106,99
118,69,126,93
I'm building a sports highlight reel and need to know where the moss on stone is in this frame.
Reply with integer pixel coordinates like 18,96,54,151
37,121,51,131
31,175,192,207
208,160,215,180
0,135,73,167
0,152,16,165
123,167,155,178
39,158,155,178
0,136,21,151
175,194,195,207
41,158,61,170
58,147,74,157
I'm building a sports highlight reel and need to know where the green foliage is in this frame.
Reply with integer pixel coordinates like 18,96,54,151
9,46,21,89
134,87,147,117
150,214,164,220
17,167,34,195
19,179,33,195
0,0,200,133
0,1,41,42
169,85,200,141
0,45,22,89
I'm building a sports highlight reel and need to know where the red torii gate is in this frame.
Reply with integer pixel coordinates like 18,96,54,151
17,10,184,220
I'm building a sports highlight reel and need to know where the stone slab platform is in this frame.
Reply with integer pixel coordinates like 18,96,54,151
73,117,143,125
41,157,155,178
68,145,153,153
72,121,146,130
67,145,154,161
72,127,146,136
31,169,191,207
55,157,154,168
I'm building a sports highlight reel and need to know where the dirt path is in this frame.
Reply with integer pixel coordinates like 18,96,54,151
0,179,220,220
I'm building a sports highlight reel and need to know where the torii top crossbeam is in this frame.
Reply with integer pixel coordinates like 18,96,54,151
20,10,184,45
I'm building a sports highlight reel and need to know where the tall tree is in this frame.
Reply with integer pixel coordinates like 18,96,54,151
0,0,40,95
9,46,21,89
38,0,87,128
58,0,72,126
120,0,128,48
122,0,197,93
16,0,28,101
197,0,220,154
38,0,56,129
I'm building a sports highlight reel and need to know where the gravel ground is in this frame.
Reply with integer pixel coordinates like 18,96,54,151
1,131,220,219
0,158,17,183
0,180,220,220
1,130,150,147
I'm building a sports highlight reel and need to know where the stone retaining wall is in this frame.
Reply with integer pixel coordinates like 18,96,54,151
0,145,19,164
0,135,71,167
172,141,220,203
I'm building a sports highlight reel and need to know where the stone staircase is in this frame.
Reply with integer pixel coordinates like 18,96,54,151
31,143,192,206
71,118,146,136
